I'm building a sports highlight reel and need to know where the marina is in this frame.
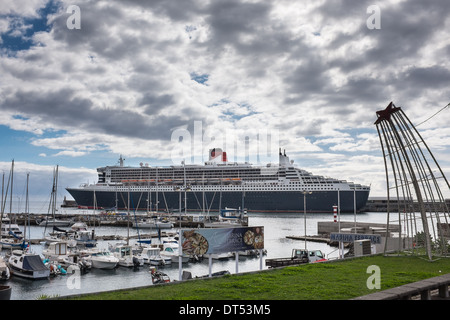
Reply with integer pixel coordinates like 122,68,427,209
1,206,391,300
0,0,449,303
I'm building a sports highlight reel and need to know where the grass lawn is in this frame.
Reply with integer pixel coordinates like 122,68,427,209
66,254,450,300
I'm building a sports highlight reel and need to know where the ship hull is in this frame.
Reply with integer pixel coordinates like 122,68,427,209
66,188,370,213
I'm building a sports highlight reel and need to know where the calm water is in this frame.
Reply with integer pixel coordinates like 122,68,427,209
2,209,388,300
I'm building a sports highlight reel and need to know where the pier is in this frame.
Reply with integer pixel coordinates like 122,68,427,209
26,231,178,245
286,221,400,243
316,221,400,236
286,221,402,251
361,197,450,212
8,212,208,228
285,235,339,246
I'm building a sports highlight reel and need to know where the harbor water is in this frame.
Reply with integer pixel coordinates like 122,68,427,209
2,207,389,300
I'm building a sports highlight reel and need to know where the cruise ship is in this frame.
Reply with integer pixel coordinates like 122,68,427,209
66,148,370,213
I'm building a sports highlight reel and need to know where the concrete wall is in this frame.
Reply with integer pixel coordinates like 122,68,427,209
317,221,400,236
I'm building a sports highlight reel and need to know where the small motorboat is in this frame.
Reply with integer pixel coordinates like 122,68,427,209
71,222,97,247
141,247,171,266
160,242,189,264
150,267,170,284
8,250,50,280
88,251,119,270
109,243,144,267
203,252,234,260
43,242,91,274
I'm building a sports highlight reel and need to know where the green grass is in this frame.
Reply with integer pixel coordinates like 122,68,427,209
65,255,450,300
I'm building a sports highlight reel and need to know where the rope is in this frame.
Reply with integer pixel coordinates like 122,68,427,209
415,102,450,127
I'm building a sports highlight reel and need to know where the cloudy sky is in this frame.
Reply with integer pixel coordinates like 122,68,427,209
0,0,449,207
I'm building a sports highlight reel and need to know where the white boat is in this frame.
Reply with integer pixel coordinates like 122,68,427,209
44,228,77,248
73,230,97,247
38,218,73,227
203,207,248,228
8,250,50,280
141,247,171,266
109,243,144,267
203,252,234,260
0,256,10,280
150,267,170,284
237,249,267,257
87,250,119,270
160,242,189,264
0,237,27,250
42,242,91,274
1,217,23,239
133,218,174,229
71,222,97,247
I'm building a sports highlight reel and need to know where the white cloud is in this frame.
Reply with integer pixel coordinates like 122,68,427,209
0,160,97,202
0,0,449,200
53,150,87,157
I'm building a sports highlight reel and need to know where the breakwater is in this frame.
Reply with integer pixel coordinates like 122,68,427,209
6,212,207,228
362,197,450,212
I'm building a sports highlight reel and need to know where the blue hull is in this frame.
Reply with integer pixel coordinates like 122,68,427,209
66,188,370,213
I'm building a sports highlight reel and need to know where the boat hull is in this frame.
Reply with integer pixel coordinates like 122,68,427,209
90,259,118,269
9,265,50,280
133,222,174,229
0,240,26,250
39,220,72,227
66,188,370,213
0,285,11,300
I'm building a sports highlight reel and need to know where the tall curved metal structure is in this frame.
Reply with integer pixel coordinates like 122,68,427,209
375,102,450,260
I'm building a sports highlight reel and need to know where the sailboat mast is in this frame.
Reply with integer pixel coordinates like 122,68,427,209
1,172,3,215
127,188,130,245
1,163,13,241
24,173,29,246
0,172,4,240
53,165,59,221
156,167,159,212
9,160,14,223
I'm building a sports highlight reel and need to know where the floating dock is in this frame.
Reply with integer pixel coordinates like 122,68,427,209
286,221,401,247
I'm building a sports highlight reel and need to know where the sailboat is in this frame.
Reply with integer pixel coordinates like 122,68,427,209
8,173,50,280
8,250,50,280
1,217,23,239
0,161,27,250
43,166,77,246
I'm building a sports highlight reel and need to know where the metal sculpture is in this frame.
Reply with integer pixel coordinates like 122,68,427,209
375,102,450,260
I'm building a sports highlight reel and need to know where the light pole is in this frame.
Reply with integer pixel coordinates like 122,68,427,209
301,190,312,251
174,161,191,281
